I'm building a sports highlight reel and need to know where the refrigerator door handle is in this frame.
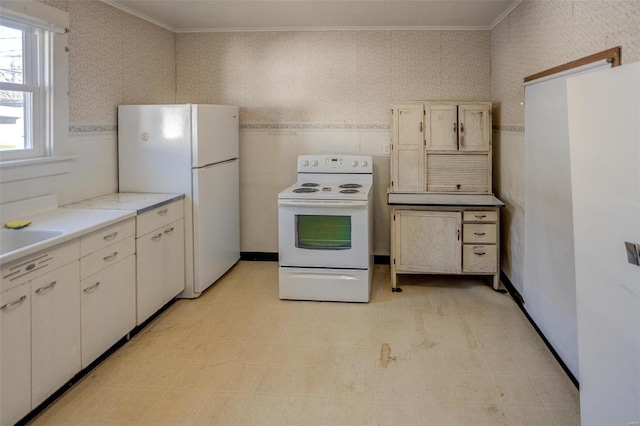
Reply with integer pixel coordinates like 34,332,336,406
198,158,238,169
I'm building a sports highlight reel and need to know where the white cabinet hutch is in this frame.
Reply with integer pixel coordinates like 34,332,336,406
389,101,503,290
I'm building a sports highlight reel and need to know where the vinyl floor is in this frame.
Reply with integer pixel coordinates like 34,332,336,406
30,261,580,425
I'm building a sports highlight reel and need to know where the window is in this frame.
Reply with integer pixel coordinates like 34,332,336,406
0,22,45,159
0,1,68,164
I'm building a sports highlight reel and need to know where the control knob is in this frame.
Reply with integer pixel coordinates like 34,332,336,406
312,160,318,167
352,160,358,167
362,160,368,167
302,160,309,167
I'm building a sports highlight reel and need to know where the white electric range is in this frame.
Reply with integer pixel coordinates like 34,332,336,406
278,155,374,302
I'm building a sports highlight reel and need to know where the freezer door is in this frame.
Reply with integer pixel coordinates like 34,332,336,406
192,105,240,168
118,105,192,194
191,159,240,293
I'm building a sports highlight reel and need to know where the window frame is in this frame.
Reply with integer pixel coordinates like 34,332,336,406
0,21,50,161
0,1,68,169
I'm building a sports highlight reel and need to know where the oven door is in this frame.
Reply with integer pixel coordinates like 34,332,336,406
278,199,369,269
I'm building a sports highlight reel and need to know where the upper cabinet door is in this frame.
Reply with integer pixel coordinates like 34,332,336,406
426,105,458,151
391,104,425,192
458,104,490,151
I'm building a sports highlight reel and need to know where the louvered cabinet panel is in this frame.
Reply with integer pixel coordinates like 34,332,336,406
426,154,489,193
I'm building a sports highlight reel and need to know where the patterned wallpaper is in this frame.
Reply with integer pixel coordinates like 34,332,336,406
176,30,491,126
491,0,640,128
39,0,176,128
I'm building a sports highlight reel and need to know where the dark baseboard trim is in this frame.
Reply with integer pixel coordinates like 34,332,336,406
500,270,579,390
241,252,391,265
240,252,279,262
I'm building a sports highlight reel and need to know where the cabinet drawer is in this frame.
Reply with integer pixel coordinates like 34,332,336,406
80,218,135,257
80,236,135,280
463,210,497,223
136,200,184,237
463,224,497,244
463,245,497,273
1,239,80,292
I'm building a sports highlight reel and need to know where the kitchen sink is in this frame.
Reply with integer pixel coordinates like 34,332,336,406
0,229,63,256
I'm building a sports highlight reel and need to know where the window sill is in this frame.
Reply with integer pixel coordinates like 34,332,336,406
0,155,77,183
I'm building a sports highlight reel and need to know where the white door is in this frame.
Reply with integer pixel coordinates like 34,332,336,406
1,282,31,426
31,261,81,407
192,159,240,293
192,105,239,167
567,62,640,426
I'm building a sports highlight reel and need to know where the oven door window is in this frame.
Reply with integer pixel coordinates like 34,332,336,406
296,215,351,250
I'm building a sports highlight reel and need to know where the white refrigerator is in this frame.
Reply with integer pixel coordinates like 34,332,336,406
118,104,240,298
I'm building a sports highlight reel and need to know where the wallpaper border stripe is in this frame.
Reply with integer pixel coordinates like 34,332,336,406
493,124,524,133
69,123,392,133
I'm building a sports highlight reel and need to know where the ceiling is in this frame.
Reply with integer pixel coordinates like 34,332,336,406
101,0,521,33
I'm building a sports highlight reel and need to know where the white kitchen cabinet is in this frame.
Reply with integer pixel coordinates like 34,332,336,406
393,210,461,274
0,282,31,426
30,261,81,408
79,218,136,368
389,194,503,290
426,103,490,152
390,101,492,194
390,104,425,193
81,255,135,368
1,239,80,426
136,200,185,325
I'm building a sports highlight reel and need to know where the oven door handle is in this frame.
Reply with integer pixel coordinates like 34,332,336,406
278,200,368,208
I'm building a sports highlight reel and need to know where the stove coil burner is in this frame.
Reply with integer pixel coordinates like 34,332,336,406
293,187,319,193
301,183,319,187
339,183,363,189
340,189,360,194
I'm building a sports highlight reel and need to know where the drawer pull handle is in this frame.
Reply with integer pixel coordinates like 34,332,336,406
25,263,37,271
1,295,27,310
475,214,487,219
474,232,486,236
103,232,118,241
103,252,118,262
151,233,163,241
164,227,174,235
84,282,101,293
475,251,487,256
35,281,57,294
157,208,168,216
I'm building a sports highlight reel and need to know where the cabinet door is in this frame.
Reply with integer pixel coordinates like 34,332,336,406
395,211,461,273
81,255,136,368
391,104,425,192
31,261,81,408
426,105,458,151
136,230,166,325
162,219,185,300
458,104,490,151
1,282,31,426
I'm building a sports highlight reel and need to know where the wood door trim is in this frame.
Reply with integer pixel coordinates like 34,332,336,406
523,46,621,83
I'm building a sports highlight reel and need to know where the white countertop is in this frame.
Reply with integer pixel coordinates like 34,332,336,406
387,192,504,207
1,208,136,264
65,192,184,213
1,192,184,265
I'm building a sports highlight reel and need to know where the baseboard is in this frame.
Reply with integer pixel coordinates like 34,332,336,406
240,252,279,262
500,270,579,389
241,252,391,265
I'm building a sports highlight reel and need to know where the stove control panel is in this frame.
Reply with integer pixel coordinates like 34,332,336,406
298,155,373,174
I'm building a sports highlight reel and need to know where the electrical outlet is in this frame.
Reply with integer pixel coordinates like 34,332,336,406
382,144,390,155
